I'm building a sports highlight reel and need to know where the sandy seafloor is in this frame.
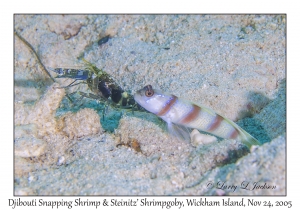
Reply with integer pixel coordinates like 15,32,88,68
14,14,286,195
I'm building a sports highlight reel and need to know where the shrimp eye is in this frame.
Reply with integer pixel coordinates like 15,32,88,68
144,85,154,97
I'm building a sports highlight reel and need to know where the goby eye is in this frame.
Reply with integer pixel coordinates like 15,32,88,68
144,85,154,97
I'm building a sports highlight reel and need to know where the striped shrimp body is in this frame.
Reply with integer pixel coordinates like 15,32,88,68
134,85,261,148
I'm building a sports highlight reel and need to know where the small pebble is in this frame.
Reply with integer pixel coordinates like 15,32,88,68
98,35,110,46
57,156,65,166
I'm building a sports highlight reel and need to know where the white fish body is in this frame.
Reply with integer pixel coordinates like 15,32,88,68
134,85,261,148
